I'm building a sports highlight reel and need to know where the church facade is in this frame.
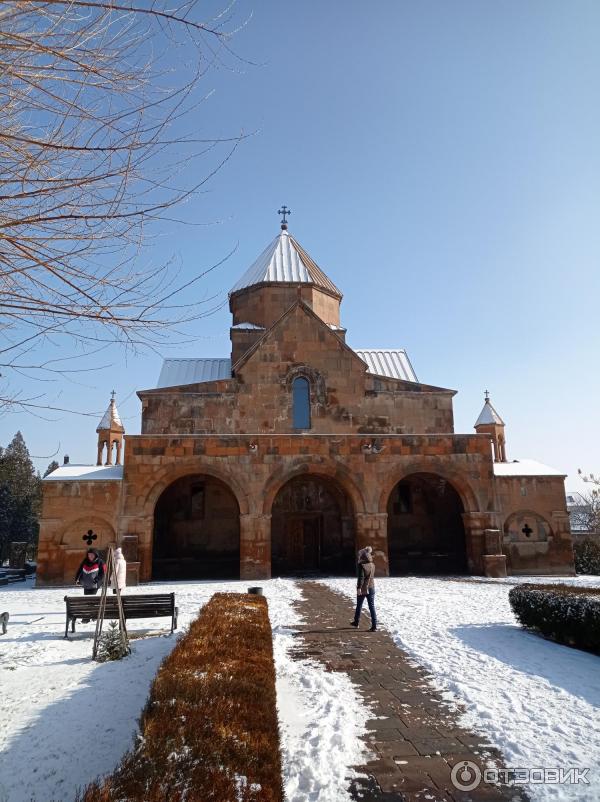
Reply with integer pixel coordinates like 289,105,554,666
37,220,575,585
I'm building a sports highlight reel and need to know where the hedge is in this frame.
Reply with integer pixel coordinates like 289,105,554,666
78,593,283,802
574,537,600,575
509,583,600,655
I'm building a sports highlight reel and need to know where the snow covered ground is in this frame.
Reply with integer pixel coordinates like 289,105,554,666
324,575,600,802
269,581,371,802
0,578,370,802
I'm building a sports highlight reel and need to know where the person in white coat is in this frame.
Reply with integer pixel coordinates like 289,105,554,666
111,547,127,594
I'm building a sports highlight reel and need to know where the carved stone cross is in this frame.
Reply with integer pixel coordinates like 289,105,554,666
83,529,98,546
522,523,533,538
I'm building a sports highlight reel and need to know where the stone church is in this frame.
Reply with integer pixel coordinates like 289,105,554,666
37,216,575,585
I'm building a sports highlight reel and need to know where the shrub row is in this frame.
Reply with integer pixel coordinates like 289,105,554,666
573,537,600,575
509,583,600,655
79,593,284,802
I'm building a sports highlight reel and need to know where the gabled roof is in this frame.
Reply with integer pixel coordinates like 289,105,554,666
355,349,418,382
96,397,124,433
157,358,231,388
232,298,361,373
475,397,504,426
229,229,342,297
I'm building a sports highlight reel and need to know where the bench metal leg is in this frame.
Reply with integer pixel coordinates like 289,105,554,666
64,616,70,640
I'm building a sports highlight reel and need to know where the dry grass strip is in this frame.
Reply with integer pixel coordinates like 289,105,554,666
78,593,283,802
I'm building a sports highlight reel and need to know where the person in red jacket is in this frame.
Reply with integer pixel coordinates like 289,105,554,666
75,548,105,595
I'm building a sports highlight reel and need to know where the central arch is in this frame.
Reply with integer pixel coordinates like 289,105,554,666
152,474,240,580
271,475,355,576
387,472,468,575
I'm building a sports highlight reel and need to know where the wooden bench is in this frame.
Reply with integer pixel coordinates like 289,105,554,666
0,568,26,583
63,593,178,639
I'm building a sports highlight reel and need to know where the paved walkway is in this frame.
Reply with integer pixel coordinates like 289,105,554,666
292,582,527,802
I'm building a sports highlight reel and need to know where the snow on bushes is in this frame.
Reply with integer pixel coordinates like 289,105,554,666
574,537,600,575
509,583,600,654
78,592,284,802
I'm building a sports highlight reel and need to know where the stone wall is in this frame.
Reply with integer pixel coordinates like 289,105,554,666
495,474,574,574
115,431,497,582
36,435,576,584
140,303,455,437
230,283,341,330
37,480,122,585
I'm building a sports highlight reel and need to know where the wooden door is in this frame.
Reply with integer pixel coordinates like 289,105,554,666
302,517,321,570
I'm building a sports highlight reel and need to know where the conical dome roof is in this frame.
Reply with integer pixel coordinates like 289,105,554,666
96,395,124,433
474,395,504,426
229,229,341,297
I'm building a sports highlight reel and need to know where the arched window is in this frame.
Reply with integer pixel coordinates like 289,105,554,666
292,376,311,429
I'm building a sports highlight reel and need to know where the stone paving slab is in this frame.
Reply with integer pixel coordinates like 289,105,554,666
292,581,528,802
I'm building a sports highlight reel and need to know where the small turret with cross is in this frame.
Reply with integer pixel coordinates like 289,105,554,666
96,391,125,466
474,390,507,463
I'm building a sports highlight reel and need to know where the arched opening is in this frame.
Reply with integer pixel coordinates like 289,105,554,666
152,474,240,580
271,475,355,575
387,473,467,574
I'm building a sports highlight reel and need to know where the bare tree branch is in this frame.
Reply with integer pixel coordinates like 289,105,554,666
0,0,249,411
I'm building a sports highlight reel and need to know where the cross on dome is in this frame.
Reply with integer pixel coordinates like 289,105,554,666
278,205,291,230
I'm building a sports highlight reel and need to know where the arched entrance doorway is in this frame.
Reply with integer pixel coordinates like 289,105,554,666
152,474,240,580
387,473,467,574
271,475,355,576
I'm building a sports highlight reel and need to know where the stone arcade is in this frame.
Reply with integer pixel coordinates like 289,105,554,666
37,219,575,585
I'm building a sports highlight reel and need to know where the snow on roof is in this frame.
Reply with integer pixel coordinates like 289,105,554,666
229,229,341,296
96,397,124,432
156,358,231,388
493,459,565,477
475,398,504,426
354,349,418,382
231,322,265,330
43,465,124,481
566,492,588,507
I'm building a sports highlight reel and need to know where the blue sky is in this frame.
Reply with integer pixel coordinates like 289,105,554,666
1,0,599,490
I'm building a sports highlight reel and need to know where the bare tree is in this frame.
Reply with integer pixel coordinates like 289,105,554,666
574,471,600,534
0,1,248,412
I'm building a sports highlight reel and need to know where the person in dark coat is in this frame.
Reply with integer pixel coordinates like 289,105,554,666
351,546,377,631
75,548,105,595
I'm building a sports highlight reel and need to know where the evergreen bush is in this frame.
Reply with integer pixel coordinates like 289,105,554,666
509,583,600,655
573,538,600,575
96,621,129,662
